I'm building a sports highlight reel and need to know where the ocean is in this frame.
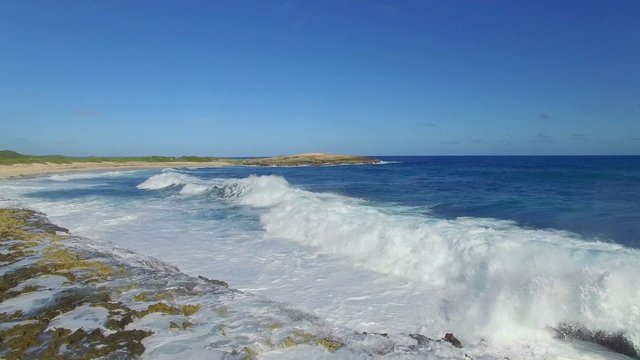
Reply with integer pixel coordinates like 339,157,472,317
2,155,640,359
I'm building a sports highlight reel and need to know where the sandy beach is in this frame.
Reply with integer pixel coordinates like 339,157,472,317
0,153,379,179
0,160,232,179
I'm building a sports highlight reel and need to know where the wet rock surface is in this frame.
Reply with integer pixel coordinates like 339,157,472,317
444,332,463,348
0,208,485,359
409,333,431,345
0,209,223,359
554,323,640,359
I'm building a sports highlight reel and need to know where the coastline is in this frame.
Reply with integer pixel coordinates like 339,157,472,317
0,207,464,359
240,153,378,166
3,164,639,359
0,161,233,179
0,208,343,358
0,153,380,179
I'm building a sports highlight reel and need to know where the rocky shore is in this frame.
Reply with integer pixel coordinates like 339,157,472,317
2,208,639,359
240,153,379,167
0,208,472,359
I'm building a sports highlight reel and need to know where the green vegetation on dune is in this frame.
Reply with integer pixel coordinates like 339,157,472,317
0,150,377,167
0,150,27,159
241,153,378,166
0,150,217,165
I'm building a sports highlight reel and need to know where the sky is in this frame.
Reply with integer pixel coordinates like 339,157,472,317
1,0,639,156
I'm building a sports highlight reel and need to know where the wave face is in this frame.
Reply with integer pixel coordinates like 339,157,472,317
140,172,640,347
48,171,136,181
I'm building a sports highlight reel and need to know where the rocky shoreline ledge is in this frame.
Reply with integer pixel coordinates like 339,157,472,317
0,208,471,359
1,208,638,359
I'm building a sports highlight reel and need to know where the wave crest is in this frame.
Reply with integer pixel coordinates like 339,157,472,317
49,171,136,181
136,172,200,190
137,172,640,347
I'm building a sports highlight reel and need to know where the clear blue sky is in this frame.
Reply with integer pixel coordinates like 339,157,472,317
1,0,639,156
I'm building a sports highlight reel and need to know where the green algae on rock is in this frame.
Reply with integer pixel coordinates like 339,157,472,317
182,303,200,316
2,207,467,359
0,209,154,359
317,337,343,352
133,292,149,302
139,302,180,317
181,320,193,329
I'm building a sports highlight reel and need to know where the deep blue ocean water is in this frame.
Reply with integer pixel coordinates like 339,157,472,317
358,156,640,247
185,156,640,247
23,156,640,247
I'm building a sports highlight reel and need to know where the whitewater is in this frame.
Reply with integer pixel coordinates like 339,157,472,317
2,156,640,359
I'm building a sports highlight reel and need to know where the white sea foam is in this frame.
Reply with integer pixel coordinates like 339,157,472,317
46,304,110,332
138,173,640,349
49,171,137,181
136,172,200,190
0,289,60,314
2,170,637,359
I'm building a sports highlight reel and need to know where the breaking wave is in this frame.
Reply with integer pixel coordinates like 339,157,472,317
138,172,640,349
49,171,137,181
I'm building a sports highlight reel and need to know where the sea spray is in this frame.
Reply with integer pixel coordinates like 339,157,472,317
139,172,640,350
0,208,473,359
49,171,137,181
4,163,640,359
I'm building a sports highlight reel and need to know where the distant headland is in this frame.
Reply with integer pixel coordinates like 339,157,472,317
240,153,377,166
0,150,379,179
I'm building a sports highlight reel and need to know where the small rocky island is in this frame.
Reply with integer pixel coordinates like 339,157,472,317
241,153,379,166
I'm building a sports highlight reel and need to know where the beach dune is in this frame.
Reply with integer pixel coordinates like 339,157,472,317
0,152,378,179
